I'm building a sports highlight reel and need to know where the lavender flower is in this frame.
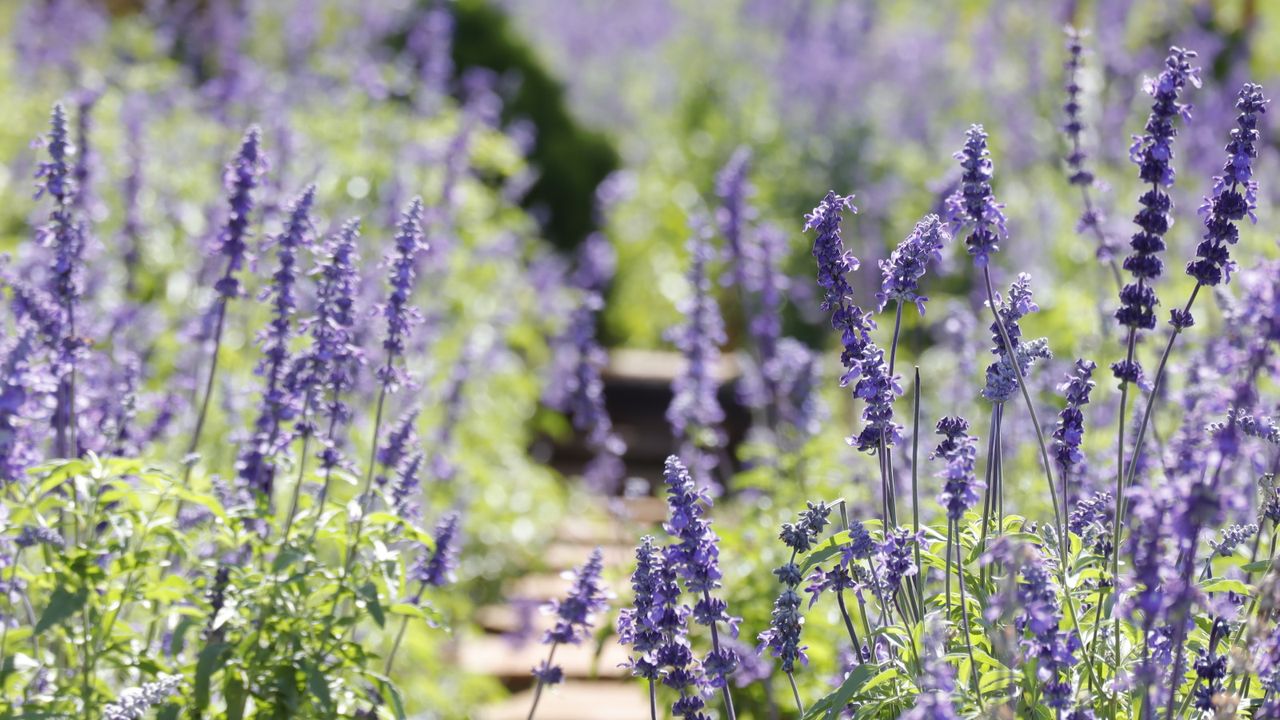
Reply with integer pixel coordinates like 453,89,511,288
1113,47,1199,345
617,536,664,679
876,214,949,314
759,502,830,674
877,527,920,596
932,417,983,521
412,512,460,588
945,125,1008,267
1185,84,1267,291
1052,359,1097,478
900,615,960,720
390,453,423,520
667,221,727,479
237,185,315,498
662,455,739,691
102,674,183,720
35,104,86,457
377,198,426,390
295,219,364,471
982,275,1051,403
212,127,266,300
15,525,64,549
375,408,419,487
1210,523,1258,557
552,292,625,493
1014,552,1080,710
1062,28,1094,188
534,548,609,685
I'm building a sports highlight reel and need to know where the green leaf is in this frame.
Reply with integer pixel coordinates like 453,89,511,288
35,587,87,635
1201,578,1252,596
305,662,334,711
799,531,850,574
802,663,876,719
194,642,231,711
358,581,385,627
1243,560,1274,574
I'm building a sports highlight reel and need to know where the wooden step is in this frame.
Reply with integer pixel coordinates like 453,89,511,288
458,634,632,681
544,542,634,571
475,681,649,720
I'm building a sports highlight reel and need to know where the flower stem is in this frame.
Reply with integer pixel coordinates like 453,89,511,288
787,671,804,715
526,642,559,720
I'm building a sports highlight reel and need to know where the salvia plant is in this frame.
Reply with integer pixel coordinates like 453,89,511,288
5,5,1280,720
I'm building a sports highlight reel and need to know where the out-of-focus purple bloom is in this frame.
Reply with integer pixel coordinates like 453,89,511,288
237,186,314,499
412,512,461,589
34,104,86,457
1062,27,1095,188
375,408,420,488
876,214,949,315
932,416,983,521
1186,84,1267,290
101,674,183,720
667,221,727,479
900,615,959,720
945,125,1007,267
390,453,423,520
294,219,364,471
1114,47,1199,344
1053,359,1097,478
0,327,42,484
212,128,266,300
1014,549,1080,710
376,199,426,390
15,525,64,549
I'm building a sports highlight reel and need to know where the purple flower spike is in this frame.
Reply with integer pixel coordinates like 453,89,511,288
534,548,609,687
1185,83,1267,291
932,416,983,521
213,127,266,300
1113,47,1199,351
377,198,426,391
1052,359,1097,479
946,125,1008,267
877,214,950,315
237,185,315,499
413,512,461,589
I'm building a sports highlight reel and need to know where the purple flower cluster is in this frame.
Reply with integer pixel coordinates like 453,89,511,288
1062,28,1094,188
982,275,1051,403
876,214,949,315
376,199,426,390
534,548,609,686
293,219,364,471
1052,359,1096,478
805,191,901,452
759,502,831,673
1014,552,1079,710
946,124,1008,267
661,455,739,694
412,512,461,589
876,527,920,596
238,186,315,498
1114,47,1200,340
667,222,727,477
932,416,982,521
900,616,959,720
1185,84,1268,292
212,128,266,300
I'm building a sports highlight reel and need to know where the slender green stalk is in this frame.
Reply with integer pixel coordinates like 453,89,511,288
982,267,1096,691
954,528,981,704
911,367,924,612
786,672,804,715
703,588,738,720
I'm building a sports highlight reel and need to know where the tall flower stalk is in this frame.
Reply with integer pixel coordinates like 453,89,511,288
35,105,84,458
341,199,425,578
527,548,608,720
185,127,265,480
